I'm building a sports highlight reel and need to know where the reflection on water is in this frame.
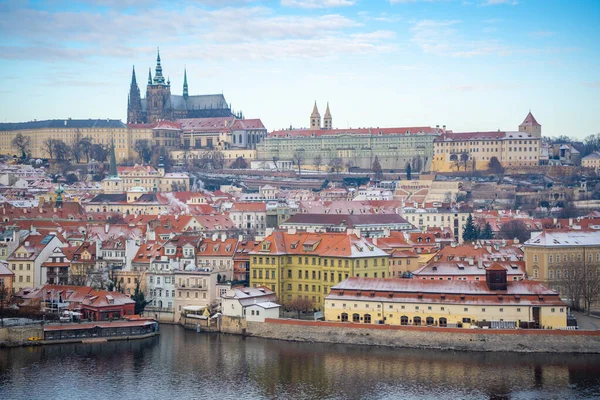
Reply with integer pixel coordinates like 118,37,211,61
1,325,599,400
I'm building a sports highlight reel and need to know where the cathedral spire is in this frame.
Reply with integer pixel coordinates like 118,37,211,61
183,68,189,99
153,48,166,85
310,101,321,129
148,67,152,85
323,102,332,130
127,66,143,124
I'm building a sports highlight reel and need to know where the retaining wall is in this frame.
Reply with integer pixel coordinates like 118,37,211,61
246,319,600,353
0,325,44,347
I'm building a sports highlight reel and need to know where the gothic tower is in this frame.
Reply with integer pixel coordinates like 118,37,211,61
127,66,143,124
183,68,189,100
146,49,172,123
323,102,332,130
310,101,321,129
518,111,542,137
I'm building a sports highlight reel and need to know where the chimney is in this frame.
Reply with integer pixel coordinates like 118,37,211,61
287,227,297,235
478,258,483,269
221,234,226,243
105,224,110,234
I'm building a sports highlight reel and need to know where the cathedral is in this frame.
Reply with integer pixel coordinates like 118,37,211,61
127,50,235,124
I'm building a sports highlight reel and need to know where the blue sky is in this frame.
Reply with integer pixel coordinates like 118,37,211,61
0,0,598,138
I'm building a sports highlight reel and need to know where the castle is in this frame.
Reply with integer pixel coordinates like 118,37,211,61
127,50,236,124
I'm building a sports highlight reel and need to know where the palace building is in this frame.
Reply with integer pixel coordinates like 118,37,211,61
325,266,567,329
127,50,236,124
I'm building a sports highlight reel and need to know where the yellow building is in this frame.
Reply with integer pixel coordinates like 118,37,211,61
249,231,390,310
523,230,600,293
582,151,600,172
325,267,567,329
0,119,150,162
102,164,190,193
432,130,541,172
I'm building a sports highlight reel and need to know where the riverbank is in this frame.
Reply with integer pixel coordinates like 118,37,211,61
219,317,600,354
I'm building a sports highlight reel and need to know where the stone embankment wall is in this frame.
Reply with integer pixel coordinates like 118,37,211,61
0,325,44,347
245,319,600,354
220,315,247,334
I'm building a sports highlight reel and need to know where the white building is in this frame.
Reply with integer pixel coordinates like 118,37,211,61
221,286,278,319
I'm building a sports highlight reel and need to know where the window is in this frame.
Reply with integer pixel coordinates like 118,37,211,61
499,308,504,312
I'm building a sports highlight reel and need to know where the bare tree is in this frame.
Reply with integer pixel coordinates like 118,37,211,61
0,283,11,327
497,220,531,243
42,138,57,159
560,261,600,314
285,297,313,318
460,151,470,171
293,149,305,176
53,140,71,162
313,154,323,172
331,157,343,174
12,133,31,159
134,139,153,164
450,154,460,171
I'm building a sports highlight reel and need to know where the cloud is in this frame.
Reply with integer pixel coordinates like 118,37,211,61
410,19,512,57
444,83,516,92
281,0,356,8
582,81,600,89
0,3,394,62
529,31,555,38
480,0,518,5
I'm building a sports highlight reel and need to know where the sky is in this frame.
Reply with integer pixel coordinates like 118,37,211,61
0,0,599,138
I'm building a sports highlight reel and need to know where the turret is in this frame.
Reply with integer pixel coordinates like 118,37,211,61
310,101,321,130
148,68,152,85
518,111,541,137
323,102,332,130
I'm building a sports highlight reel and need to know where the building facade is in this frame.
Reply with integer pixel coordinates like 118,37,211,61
257,126,442,171
325,271,567,329
249,231,390,310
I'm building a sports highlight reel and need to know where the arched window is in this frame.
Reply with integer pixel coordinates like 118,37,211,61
341,313,348,322
352,313,360,323
413,316,421,326
439,317,447,327
401,316,409,325
364,314,372,324
426,317,434,326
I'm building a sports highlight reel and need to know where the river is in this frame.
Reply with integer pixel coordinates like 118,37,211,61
1,324,599,399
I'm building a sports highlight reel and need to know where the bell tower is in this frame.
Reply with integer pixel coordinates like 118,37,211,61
146,48,172,123
310,101,321,130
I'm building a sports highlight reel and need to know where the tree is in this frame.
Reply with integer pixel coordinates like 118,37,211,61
70,131,89,163
462,214,478,242
285,297,313,319
406,162,412,180
559,261,600,314
131,281,150,315
412,156,422,172
292,149,305,176
12,133,31,159
134,139,153,164
450,154,460,171
89,144,108,162
331,157,343,174
497,219,531,243
231,156,248,169
460,152,470,171
42,138,57,159
372,156,383,181
80,137,93,163
0,283,11,327
313,154,323,172
480,222,494,240
66,173,78,185
488,156,504,175
53,140,71,162
583,133,600,156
